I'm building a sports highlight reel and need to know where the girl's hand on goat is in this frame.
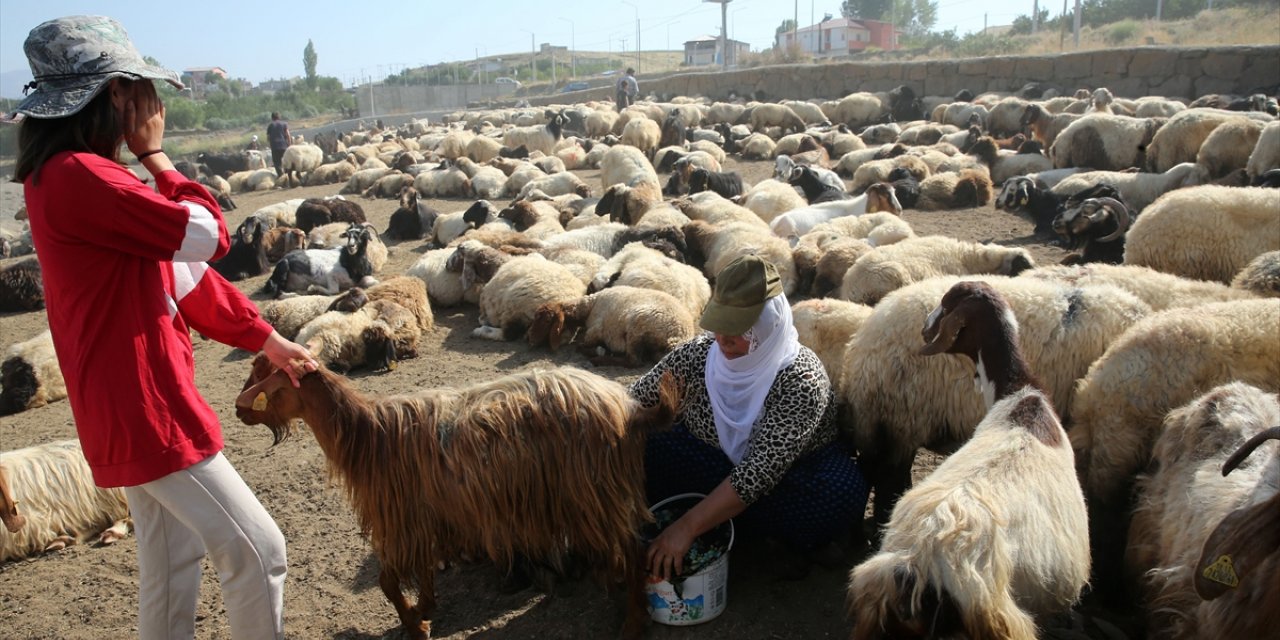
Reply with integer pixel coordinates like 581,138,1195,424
646,518,696,581
261,331,319,388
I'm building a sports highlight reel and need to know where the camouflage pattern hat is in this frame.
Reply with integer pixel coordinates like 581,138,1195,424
15,15,182,119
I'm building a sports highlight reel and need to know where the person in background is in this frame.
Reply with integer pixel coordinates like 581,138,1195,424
266,111,290,176
11,15,317,639
630,255,869,581
246,134,261,151
616,67,639,109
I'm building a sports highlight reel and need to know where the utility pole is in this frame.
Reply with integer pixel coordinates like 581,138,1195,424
1156,0,1163,21
560,18,576,78
531,32,536,82
1073,0,1082,48
794,0,799,53
552,49,556,86
623,1,641,73
1033,0,1040,33
1060,0,1068,50
705,0,732,69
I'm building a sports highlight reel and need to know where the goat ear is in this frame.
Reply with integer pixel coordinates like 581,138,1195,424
235,366,290,410
1194,493,1280,600
919,304,963,356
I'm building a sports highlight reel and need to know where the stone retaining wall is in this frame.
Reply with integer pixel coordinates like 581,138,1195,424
531,45,1279,105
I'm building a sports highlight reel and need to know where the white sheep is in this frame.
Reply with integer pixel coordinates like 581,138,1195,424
1196,117,1267,179
749,103,806,134
620,117,661,158
739,178,807,225
1245,120,1280,180
682,220,798,296
465,135,503,163
599,144,660,191
841,236,1033,305
0,331,65,416
832,92,886,128
1132,96,1187,118
738,133,777,160
1145,108,1273,173
0,440,131,562
1126,382,1280,639
1050,161,1209,213
405,247,479,308
227,168,277,193
781,100,829,125
296,298,418,373
675,191,768,229
472,254,587,341
516,171,591,200
1124,185,1280,282
589,243,710,319
841,275,1151,524
791,297,874,389
1069,297,1280,523
1232,250,1280,298
280,143,324,185
414,163,472,198
1021,263,1255,311
851,281,1090,640
1049,114,1165,171
915,168,994,211
527,286,697,367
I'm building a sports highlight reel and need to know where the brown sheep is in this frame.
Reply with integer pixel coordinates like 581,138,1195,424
234,356,682,640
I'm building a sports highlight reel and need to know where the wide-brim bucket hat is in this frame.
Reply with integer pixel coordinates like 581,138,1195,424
14,15,183,119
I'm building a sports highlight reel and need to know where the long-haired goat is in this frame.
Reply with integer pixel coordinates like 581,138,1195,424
0,257,44,312
234,357,681,640
848,281,1089,640
1127,383,1280,639
0,440,131,562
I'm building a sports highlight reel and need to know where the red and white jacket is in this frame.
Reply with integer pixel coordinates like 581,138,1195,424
24,152,274,487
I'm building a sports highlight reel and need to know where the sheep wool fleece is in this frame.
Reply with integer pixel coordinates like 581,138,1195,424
24,151,274,488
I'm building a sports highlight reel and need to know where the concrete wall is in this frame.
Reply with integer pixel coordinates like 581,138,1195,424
355,83,517,116
532,45,1279,106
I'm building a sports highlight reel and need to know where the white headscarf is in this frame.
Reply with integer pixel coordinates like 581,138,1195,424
705,293,801,464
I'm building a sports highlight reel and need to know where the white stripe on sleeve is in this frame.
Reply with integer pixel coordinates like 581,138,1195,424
171,262,209,304
174,201,220,262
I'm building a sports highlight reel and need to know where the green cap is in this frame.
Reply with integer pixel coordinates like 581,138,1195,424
700,255,782,336
15,15,182,119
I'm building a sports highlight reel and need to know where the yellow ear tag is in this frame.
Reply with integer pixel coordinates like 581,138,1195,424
387,359,398,371
252,392,268,411
1019,195,1029,207
1202,555,1240,588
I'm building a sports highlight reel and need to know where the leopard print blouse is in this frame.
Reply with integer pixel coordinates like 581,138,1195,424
629,335,839,505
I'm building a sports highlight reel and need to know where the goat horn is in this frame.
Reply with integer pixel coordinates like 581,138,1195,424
1222,426,1280,476
1094,197,1131,243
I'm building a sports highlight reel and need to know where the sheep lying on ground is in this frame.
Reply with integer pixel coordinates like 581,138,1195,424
1126,382,1280,640
234,356,681,640
682,220,798,296
263,224,380,297
0,440,131,562
527,286,696,366
1231,250,1280,297
589,243,710,318
294,196,367,234
738,178,808,225
1049,114,1166,171
850,282,1088,640
1146,108,1274,173
1196,117,1267,179
472,254,587,341
1124,185,1280,282
1021,263,1255,311
915,168,993,210
791,298,874,388
770,183,902,243
840,236,1034,305
0,331,65,417
0,257,43,312
1049,161,1208,213
295,297,418,373
1246,120,1280,180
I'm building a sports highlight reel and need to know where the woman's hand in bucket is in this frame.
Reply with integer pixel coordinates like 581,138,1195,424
121,80,166,157
647,518,696,581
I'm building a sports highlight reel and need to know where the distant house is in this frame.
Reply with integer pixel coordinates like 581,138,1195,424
181,66,228,98
255,79,295,96
776,16,901,56
683,36,750,67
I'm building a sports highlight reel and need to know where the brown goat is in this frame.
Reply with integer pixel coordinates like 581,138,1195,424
235,357,682,640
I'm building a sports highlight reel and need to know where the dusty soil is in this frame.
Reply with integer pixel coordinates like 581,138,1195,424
0,155,1078,639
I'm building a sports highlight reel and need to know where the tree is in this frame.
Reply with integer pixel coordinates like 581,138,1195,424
842,0,893,20
842,0,936,35
776,18,797,34
303,39,318,91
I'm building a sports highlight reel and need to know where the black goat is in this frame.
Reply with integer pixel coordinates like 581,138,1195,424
295,197,367,234
788,166,849,204
996,178,1121,237
386,187,440,241
0,258,44,313
499,145,531,159
659,109,688,149
195,151,251,178
611,225,688,264
1052,196,1133,265
885,166,920,210
688,168,744,200
888,85,924,123
1253,168,1280,188
211,218,270,282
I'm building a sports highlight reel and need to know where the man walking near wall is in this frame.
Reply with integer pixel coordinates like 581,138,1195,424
266,112,291,176
615,68,639,109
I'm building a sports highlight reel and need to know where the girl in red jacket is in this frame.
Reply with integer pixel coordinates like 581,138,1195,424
12,16,316,639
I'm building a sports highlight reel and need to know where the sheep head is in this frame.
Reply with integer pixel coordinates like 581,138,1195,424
920,280,1009,359
1195,426,1280,601
527,303,569,350
327,287,368,313
1019,104,1043,128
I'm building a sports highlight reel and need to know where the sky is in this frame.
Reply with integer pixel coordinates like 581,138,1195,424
0,0,1017,99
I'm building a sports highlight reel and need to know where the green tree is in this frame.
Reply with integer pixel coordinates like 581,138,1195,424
776,19,797,34
842,0,893,20
842,0,936,36
303,39,318,91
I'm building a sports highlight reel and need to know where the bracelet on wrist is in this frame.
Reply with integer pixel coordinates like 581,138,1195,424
136,149,164,161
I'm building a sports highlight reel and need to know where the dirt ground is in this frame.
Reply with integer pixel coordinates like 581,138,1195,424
0,154,1081,639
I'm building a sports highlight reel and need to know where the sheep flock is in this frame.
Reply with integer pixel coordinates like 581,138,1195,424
3,77,1279,640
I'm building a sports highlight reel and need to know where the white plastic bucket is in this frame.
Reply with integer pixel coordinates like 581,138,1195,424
644,493,736,626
